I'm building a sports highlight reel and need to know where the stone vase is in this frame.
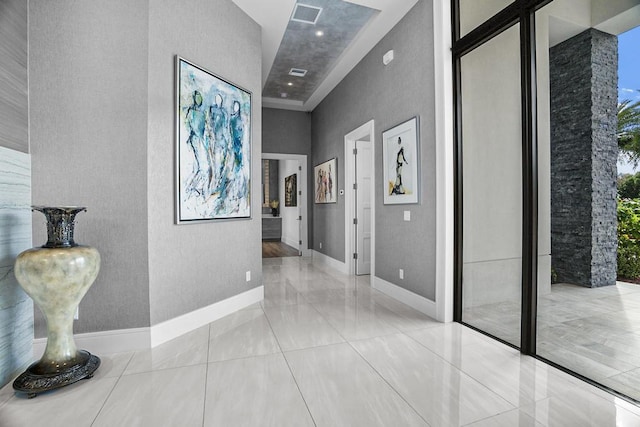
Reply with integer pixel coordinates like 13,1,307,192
12,206,101,397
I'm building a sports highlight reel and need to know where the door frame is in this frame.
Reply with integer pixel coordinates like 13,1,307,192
344,120,375,277
262,153,310,256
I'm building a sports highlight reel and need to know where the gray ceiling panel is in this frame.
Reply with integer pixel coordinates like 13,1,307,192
263,0,378,102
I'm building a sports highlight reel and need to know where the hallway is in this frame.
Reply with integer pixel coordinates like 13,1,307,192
1,257,639,426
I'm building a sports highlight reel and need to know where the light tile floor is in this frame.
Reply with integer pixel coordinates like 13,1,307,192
464,281,640,402
2,257,640,426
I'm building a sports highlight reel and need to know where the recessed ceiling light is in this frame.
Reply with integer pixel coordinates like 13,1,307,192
287,82,293,86
315,30,324,37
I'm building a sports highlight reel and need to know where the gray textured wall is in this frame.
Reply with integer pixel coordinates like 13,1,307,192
262,108,312,243
29,0,262,332
30,0,151,335
147,0,262,324
0,0,28,154
263,108,312,155
550,29,618,288
311,0,436,300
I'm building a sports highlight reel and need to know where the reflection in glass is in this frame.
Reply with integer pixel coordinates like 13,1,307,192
459,0,513,37
536,0,640,401
461,24,522,347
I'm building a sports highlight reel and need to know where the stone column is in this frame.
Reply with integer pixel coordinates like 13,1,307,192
550,28,617,288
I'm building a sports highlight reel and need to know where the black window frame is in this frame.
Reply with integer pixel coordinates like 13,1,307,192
452,0,551,354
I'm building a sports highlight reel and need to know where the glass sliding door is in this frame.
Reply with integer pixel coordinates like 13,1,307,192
460,24,523,347
454,0,640,404
535,0,640,401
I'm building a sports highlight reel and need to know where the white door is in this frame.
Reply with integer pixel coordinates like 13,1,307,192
355,140,372,275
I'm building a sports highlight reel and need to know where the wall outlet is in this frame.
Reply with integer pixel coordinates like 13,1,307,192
74,307,79,320
404,210,411,221
399,269,404,279
246,271,251,282
319,242,322,249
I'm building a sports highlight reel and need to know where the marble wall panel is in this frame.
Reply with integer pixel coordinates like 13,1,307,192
0,147,31,267
0,146,33,388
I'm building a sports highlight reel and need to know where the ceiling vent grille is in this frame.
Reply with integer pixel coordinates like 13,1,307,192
291,3,322,25
289,68,308,77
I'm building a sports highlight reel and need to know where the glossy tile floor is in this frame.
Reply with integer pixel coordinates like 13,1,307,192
2,258,640,426
464,281,640,402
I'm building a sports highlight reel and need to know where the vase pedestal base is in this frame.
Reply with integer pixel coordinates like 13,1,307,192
12,350,101,398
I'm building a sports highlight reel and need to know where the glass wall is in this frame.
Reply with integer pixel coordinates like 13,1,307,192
455,0,640,403
460,24,523,347
459,0,514,36
535,0,640,401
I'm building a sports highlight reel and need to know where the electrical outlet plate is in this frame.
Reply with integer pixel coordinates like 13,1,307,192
399,269,404,279
246,271,251,282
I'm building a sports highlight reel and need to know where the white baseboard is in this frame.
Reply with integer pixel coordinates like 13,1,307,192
150,285,264,347
311,250,348,274
32,286,264,356
282,236,300,250
373,276,437,319
33,327,150,359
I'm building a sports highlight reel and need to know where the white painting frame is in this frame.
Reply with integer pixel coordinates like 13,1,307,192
314,158,337,204
382,117,419,205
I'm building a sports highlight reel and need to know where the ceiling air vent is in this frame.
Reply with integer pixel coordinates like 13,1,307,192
289,68,308,77
291,3,322,25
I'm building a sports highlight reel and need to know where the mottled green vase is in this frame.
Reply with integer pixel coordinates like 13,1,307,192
13,206,101,398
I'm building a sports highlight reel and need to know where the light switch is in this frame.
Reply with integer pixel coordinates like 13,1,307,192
404,211,411,221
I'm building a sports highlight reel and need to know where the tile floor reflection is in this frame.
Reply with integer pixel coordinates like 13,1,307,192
464,281,640,402
1,257,639,426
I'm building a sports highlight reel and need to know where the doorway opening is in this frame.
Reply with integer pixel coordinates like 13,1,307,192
261,153,309,259
344,120,375,277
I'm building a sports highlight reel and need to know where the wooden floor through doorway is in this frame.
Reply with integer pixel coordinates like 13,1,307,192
262,241,300,258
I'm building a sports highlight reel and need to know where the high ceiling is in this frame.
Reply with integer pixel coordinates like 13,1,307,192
232,0,419,111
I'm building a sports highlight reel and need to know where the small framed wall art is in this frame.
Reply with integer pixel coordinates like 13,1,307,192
285,173,297,207
382,116,419,204
314,158,337,204
175,56,252,223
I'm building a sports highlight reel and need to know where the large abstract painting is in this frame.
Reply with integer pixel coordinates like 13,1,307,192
176,56,251,223
382,117,419,204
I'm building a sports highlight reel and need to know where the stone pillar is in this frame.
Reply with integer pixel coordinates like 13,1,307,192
550,28,617,288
